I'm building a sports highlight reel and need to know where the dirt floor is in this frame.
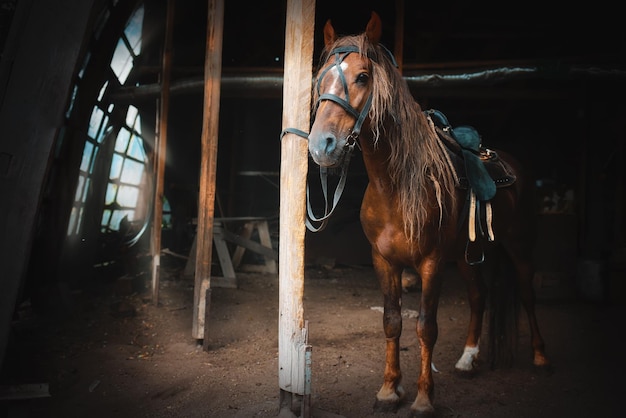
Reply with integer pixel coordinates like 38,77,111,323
1,257,625,418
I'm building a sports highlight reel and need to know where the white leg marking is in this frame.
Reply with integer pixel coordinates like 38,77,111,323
455,345,479,371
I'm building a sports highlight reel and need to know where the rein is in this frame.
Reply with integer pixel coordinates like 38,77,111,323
281,45,375,232
280,127,353,232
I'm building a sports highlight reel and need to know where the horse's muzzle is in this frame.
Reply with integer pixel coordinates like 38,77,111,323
308,131,345,168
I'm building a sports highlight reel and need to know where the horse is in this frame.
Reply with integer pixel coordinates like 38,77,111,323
306,12,551,416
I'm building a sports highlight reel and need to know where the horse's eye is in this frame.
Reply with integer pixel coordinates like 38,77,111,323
356,72,369,85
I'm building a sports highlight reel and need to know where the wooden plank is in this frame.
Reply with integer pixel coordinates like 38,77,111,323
212,225,237,286
255,220,278,273
231,221,255,267
220,226,278,260
278,0,315,399
151,0,176,306
192,0,224,340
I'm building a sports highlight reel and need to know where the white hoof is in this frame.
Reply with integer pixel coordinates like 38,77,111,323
455,345,479,372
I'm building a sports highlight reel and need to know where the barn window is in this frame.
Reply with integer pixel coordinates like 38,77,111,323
66,3,150,239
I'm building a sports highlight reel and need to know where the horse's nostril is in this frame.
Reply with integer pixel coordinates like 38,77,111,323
325,135,336,154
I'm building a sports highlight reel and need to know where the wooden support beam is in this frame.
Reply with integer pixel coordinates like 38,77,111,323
278,0,315,412
192,0,224,340
394,0,404,73
151,0,175,306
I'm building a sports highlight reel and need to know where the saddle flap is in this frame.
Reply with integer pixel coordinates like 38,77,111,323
454,125,481,153
462,149,496,201
435,117,516,201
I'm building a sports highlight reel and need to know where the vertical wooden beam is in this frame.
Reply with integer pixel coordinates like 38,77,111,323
278,0,315,408
394,0,404,73
192,0,224,340
151,0,175,305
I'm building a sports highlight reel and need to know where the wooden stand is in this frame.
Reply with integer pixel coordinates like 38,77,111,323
185,217,277,288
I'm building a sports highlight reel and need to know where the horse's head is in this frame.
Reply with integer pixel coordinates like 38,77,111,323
308,12,383,168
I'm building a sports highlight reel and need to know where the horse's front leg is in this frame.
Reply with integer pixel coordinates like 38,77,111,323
411,257,442,417
371,251,406,412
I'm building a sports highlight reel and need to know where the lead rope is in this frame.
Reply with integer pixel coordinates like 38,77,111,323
280,128,355,232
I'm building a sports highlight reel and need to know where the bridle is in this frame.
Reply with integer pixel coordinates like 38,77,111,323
281,44,395,232
314,45,373,150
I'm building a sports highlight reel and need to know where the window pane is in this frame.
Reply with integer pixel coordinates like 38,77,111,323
105,183,118,205
110,39,132,84
109,154,124,180
67,207,78,236
74,175,85,201
128,135,146,161
117,185,139,207
120,159,144,185
125,6,143,55
82,178,91,202
101,209,112,228
76,207,84,234
96,116,110,144
126,105,138,127
89,147,98,172
133,115,142,134
115,127,131,152
97,81,108,101
80,142,94,172
110,209,134,231
87,107,104,139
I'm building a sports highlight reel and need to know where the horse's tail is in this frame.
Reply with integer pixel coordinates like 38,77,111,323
486,245,520,369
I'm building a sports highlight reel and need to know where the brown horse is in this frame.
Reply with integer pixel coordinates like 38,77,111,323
307,12,550,416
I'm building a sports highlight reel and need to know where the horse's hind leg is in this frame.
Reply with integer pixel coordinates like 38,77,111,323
454,261,487,374
371,252,406,412
506,243,550,369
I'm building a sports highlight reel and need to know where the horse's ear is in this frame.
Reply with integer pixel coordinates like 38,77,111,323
365,11,382,44
323,19,337,47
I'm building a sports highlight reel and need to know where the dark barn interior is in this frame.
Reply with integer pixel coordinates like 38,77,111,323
0,0,625,415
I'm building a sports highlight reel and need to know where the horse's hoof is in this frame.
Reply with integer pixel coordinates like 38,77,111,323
409,410,436,418
409,405,436,417
410,392,436,417
373,399,400,413
533,363,554,376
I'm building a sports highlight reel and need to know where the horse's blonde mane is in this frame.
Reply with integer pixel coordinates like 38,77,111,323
316,34,458,242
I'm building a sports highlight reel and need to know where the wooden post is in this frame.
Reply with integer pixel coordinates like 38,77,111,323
151,0,175,306
192,0,224,340
278,0,315,412
394,0,404,74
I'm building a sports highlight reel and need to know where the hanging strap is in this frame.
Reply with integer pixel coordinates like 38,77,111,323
305,144,354,232
280,127,354,232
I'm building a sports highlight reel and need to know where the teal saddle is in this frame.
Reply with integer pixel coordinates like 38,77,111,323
425,109,516,201
426,109,517,264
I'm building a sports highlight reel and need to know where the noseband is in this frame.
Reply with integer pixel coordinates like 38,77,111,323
314,45,373,149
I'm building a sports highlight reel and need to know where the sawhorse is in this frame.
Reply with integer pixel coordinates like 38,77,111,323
185,217,277,288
